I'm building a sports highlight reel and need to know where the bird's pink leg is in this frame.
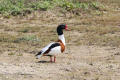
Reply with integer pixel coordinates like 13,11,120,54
50,56,52,62
54,56,56,63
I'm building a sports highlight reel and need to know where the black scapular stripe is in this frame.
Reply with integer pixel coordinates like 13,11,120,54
44,43,60,54
49,43,60,50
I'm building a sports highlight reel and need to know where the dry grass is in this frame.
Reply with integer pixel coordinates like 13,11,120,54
0,33,17,42
82,33,120,47
0,8,120,52
69,8,120,47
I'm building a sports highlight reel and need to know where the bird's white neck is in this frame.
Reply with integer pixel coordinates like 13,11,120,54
58,34,65,45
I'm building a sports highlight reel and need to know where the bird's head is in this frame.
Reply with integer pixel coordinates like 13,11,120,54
57,24,70,35
57,24,70,31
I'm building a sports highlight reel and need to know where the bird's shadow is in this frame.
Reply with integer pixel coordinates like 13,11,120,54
36,60,53,63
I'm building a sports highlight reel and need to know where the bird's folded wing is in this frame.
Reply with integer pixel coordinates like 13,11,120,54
40,42,55,54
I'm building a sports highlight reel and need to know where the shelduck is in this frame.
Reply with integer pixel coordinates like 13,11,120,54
35,24,69,62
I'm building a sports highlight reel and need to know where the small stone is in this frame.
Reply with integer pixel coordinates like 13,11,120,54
89,63,93,66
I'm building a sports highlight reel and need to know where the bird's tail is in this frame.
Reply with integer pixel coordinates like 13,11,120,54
35,51,43,59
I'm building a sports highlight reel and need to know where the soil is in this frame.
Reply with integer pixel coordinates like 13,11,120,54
0,45,120,80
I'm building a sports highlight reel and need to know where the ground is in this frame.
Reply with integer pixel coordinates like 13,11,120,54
0,45,120,80
0,3,120,80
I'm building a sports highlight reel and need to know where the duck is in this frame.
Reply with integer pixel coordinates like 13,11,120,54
35,24,69,62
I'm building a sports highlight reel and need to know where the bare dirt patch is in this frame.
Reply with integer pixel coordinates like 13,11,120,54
0,46,120,80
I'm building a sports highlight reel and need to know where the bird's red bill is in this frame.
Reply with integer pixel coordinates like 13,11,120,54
65,25,70,31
